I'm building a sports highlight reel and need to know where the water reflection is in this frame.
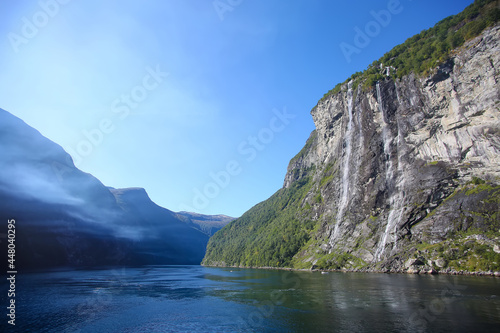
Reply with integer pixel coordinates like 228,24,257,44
205,268,500,332
3,266,500,332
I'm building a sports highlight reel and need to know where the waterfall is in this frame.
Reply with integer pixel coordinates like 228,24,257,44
379,84,394,180
374,82,404,262
393,118,405,249
395,81,401,104
355,85,364,190
393,82,405,248
331,81,354,241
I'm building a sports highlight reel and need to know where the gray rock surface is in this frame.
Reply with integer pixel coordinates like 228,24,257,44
285,26,500,271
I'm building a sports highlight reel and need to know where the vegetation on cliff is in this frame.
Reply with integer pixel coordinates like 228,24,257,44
204,175,500,272
202,168,317,267
202,0,500,273
321,0,500,101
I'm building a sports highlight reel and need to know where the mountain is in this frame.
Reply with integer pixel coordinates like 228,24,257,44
203,1,500,274
175,211,235,236
0,108,210,270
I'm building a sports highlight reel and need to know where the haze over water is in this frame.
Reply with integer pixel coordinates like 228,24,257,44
2,266,500,332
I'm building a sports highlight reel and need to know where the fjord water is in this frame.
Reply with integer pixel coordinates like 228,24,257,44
4,266,500,332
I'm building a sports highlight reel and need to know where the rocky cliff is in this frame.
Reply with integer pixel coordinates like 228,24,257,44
291,23,500,272
203,21,500,274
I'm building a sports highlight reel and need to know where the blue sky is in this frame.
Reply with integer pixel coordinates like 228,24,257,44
0,0,474,217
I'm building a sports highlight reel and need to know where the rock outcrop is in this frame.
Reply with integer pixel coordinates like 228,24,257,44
294,24,500,265
203,24,500,274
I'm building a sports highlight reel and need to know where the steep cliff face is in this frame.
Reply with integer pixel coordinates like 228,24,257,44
292,24,500,272
204,24,500,273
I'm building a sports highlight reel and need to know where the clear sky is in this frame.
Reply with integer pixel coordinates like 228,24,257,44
0,0,474,217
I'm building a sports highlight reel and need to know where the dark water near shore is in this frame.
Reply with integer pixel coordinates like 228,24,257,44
2,265,500,332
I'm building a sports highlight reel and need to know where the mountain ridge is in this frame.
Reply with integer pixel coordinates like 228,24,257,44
175,211,236,236
0,108,230,269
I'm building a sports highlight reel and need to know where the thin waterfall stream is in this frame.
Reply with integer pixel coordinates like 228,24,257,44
331,81,354,242
374,82,404,262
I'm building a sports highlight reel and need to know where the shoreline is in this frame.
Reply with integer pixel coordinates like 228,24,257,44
202,264,500,277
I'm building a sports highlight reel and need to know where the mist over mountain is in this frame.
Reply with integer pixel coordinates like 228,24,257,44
0,108,229,270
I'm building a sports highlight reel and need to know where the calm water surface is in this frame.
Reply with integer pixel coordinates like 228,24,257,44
2,265,500,332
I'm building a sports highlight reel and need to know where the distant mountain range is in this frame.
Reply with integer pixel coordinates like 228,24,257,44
175,211,235,236
0,108,233,270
